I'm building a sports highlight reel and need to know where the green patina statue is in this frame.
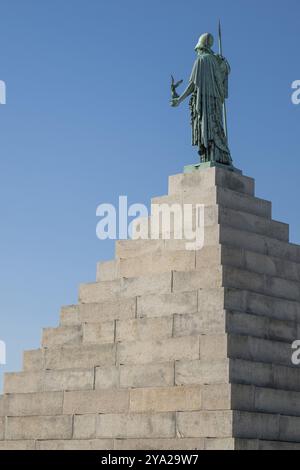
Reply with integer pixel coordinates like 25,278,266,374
171,32,232,167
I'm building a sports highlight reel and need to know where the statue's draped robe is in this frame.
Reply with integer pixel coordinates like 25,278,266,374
189,49,231,164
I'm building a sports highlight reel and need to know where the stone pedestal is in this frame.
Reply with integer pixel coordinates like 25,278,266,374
1,166,300,450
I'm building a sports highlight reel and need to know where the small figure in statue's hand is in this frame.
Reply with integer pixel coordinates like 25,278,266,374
170,75,183,103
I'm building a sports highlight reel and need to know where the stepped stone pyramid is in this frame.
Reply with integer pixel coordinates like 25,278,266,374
1,166,300,450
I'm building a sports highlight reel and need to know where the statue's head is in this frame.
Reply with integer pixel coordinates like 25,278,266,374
195,33,214,52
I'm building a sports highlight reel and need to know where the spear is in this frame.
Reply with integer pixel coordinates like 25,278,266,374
218,20,228,139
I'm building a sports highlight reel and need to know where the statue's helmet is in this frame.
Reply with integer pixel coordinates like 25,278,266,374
195,33,214,51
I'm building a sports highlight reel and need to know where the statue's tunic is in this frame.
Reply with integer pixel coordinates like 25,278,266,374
189,49,231,164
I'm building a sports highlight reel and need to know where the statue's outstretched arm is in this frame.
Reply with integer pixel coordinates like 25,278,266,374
171,81,195,107
178,82,195,104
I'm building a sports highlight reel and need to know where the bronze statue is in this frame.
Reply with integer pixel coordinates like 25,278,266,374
171,30,232,166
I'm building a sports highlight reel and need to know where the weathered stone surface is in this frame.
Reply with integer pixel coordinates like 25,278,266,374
279,415,300,442
74,413,176,440
198,288,225,315
23,349,45,371
4,392,63,416
83,321,115,344
114,438,205,450
173,268,223,293
220,225,300,263
4,371,45,394
97,260,120,282
78,298,136,324
226,310,297,343
0,417,4,440
137,291,197,318
228,334,294,367
0,441,36,450
118,337,200,365
79,280,121,303
44,369,95,392
129,386,202,413
3,166,300,450
224,288,300,323
36,439,113,450
257,440,300,451
223,266,300,302
73,415,97,439
232,411,280,441
174,311,225,337
63,389,129,414
0,397,4,416
122,273,172,298
229,359,300,392
116,317,173,343
80,273,172,303
205,438,235,450
60,305,80,326
177,411,232,438
95,366,119,389
6,416,73,440
120,363,174,388
45,344,116,370
116,240,164,260
254,387,300,417
118,251,196,279
96,413,176,439
176,360,229,386
42,326,82,348
168,168,255,197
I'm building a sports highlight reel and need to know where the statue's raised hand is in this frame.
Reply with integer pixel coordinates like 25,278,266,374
170,98,180,107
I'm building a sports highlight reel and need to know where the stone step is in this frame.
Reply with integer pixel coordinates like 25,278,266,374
5,415,73,441
201,287,300,324
81,267,229,306
168,167,255,197
74,412,177,440
219,225,300,262
35,438,204,451
172,267,300,302
0,392,63,416
154,186,271,219
4,368,95,394
177,410,300,442
42,326,82,348
63,285,300,333
7,383,279,418
129,206,288,251
175,310,299,344
97,250,196,282
1,436,300,451
234,439,300,451
136,358,300,393
117,336,200,366
200,333,295,368
115,225,299,264
222,266,300,302
43,323,116,347
98,245,300,283
23,343,116,371
60,298,136,326
220,246,300,283
116,316,174,343
107,383,300,418
79,272,173,304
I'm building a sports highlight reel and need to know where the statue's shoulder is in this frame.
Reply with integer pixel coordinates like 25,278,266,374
214,54,231,73
195,52,213,66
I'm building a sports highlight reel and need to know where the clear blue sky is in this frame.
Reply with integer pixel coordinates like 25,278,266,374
0,0,299,390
